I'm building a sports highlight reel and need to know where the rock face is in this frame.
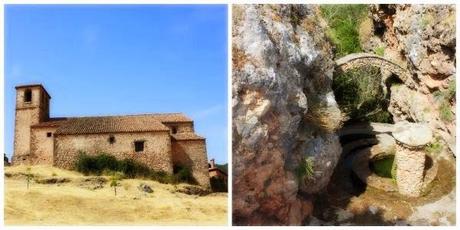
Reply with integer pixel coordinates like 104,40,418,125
368,4,456,155
232,5,342,225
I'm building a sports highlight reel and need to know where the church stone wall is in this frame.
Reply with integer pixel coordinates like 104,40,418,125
30,127,57,165
54,131,174,173
164,122,194,134
172,139,210,187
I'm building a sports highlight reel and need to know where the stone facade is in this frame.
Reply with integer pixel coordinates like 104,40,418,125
54,131,174,173
12,84,210,187
13,85,50,164
171,138,209,186
30,126,57,165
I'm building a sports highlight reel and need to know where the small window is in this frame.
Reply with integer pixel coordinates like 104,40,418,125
108,135,115,144
172,126,178,134
134,141,144,152
46,132,52,137
24,89,32,102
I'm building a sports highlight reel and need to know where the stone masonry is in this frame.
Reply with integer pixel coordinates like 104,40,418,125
12,84,210,187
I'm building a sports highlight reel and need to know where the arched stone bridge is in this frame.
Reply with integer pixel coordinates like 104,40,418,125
335,53,411,82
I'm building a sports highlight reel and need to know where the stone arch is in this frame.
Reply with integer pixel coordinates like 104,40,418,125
334,53,411,83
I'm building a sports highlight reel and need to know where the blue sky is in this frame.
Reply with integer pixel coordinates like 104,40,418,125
4,5,228,164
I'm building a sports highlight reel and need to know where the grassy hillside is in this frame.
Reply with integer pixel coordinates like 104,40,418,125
320,4,368,57
4,165,227,225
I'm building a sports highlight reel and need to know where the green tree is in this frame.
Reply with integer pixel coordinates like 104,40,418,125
26,167,33,190
110,172,123,196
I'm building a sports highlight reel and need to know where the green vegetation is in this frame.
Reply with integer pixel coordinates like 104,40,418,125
332,66,392,123
434,80,455,122
75,153,196,185
420,13,434,29
320,4,368,57
439,101,453,121
425,138,443,155
109,172,123,196
391,160,397,184
215,163,228,174
374,46,385,56
26,167,33,190
371,155,396,180
173,165,197,185
295,157,314,181
210,177,227,192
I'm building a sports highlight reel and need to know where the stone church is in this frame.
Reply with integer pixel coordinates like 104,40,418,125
12,84,210,187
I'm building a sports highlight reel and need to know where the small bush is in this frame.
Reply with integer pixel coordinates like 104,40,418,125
210,177,227,192
75,153,197,185
425,138,443,155
173,166,197,185
391,160,397,184
374,46,385,56
447,80,456,100
110,172,123,196
118,158,151,178
433,80,455,122
333,66,392,123
26,167,33,190
295,158,314,181
439,101,453,122
75,153,118,176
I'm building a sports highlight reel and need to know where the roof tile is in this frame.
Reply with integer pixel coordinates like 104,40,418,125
171,132,205,141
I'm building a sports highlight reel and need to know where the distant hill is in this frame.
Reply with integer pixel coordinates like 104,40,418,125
216,163,228,174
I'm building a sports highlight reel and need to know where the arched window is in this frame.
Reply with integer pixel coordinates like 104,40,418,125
24,89,32,102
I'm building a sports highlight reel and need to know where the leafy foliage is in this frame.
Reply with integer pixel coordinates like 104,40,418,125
210,177,227,192
374,46,385,56
434,80,455,122
173,165,197,185
296,158,314,181
332,66,392,123
215,163,228,174
26,167,33,190
320,4,368,57
425,138,443,155
75,153,196,185
109,172,123,196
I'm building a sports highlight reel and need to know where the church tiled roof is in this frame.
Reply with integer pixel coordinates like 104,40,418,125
31,117,68,128
171,132,205,141
30,113,192,135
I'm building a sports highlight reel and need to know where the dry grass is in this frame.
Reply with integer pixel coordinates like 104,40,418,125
4,165,227,226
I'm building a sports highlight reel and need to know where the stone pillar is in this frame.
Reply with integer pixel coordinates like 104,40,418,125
392,121,432,197
395,147,426,197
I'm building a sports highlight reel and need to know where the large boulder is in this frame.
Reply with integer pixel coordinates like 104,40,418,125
232,5,342,225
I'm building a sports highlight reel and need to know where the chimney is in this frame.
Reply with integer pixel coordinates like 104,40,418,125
210,159,216,169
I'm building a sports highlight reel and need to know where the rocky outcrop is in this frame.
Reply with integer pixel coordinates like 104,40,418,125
232,5,343,225
367,5,456,156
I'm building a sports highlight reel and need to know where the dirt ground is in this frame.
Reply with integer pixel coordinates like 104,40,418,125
4,165,228,225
